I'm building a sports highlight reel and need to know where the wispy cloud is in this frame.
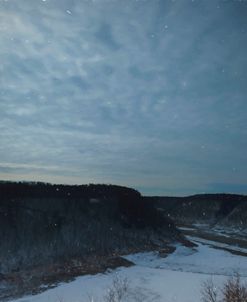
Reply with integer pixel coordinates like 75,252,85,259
0,0,247,195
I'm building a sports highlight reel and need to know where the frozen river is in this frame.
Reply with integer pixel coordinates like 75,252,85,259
11,236,247,302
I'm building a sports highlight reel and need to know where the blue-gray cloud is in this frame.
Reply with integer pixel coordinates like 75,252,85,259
0,0,247,195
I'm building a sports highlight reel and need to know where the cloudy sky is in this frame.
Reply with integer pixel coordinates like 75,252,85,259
0,0,247,195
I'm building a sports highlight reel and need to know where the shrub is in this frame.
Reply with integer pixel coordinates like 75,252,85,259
201,274,247,302
104,275,129,302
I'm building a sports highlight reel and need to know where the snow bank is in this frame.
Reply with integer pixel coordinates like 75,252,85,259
11,239,247,302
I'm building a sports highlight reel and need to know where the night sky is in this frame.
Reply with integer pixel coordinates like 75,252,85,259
0,0,247,196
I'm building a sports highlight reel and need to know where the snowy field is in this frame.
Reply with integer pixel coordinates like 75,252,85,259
11,237,247,302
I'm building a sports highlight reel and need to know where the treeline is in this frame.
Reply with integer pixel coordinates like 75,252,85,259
0,181,179,274
0,181,141,199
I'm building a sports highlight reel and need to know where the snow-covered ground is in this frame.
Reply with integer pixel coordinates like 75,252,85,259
187,235,247,255
11,238,247,302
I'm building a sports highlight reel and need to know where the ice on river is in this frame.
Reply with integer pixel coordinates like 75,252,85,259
11,238,247,302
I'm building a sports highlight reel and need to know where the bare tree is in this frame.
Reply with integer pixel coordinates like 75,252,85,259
222,274,247,302
201,278,219,302
104,275,129,302
201,274,247,302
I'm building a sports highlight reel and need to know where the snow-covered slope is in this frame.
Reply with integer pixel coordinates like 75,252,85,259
11,237,247,302
149,194,247,230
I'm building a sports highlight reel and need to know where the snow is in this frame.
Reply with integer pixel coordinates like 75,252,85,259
213,226,247,237
187,235,247,255
177,226,195,231
10,238,247,302
124,240,247,276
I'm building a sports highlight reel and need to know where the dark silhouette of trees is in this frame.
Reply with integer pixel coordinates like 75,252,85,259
0,181,178,274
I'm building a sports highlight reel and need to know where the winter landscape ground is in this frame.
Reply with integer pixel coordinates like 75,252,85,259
1,183,247,302
9,227,247,302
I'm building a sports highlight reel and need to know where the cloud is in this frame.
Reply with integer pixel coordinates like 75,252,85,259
0,0,247,195
208,183,247,195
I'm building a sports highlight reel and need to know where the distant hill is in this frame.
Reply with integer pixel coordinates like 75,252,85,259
145,193,247,229
0,181,180,274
